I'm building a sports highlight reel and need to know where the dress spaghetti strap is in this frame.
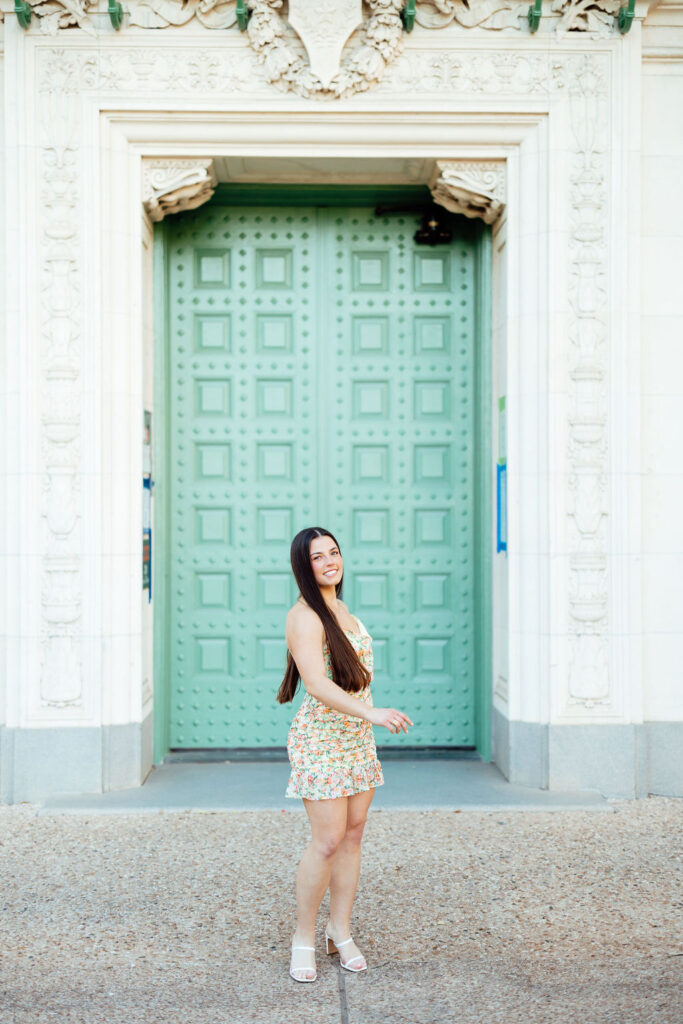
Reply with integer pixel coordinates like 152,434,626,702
352,615,367,636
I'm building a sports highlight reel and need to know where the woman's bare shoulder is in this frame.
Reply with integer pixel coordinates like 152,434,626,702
286,601,323,641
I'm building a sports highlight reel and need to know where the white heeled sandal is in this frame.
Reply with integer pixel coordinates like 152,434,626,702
289,941,317,983
325,930,367,973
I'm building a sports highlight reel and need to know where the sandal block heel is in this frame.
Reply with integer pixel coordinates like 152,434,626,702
324,930,367,973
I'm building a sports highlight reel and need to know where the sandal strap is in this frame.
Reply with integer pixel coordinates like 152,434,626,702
291,945,315,951
342,954,365,967
335,937,354,948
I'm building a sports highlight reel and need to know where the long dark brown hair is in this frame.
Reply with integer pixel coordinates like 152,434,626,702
276,527,371,704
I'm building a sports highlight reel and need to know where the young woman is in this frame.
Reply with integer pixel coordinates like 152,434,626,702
277,526,413,983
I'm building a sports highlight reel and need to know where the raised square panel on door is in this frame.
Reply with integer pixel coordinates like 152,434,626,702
258,573,295,609
353,446,389,484
415,636,452,677
195,443,231,480
352,381,390,419
354,574,390,613
352,252,389,290
415,573,450,611
195,379,231,416
256,249,293,288
414,252,450,291
195,508,230,544
194,249,231,288
414,317,451,355
256,315,292,352
257,443,294,481
414,508,452,546
353,509,390,546
197,572,231,609
353,317,389,355
414,381,450,419
256,507,293,544
414,445,451,485
194,314,231,352
196,637,230,674
256,379,293,417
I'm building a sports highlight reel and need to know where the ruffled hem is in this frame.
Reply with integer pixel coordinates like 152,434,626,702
285,758,384,801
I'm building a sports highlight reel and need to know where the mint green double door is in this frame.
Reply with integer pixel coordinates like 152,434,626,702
160,201,487,751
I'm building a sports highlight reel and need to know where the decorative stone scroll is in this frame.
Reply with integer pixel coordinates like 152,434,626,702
429,160,506,225
142,159,217,222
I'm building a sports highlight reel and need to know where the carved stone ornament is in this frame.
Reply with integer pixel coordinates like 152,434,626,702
555,54,611,710
415,0,528,30
245,0,405,98
551,0,621,35
14,2,629,93
288,0,363,89
142,159,217,222
429,160,506,225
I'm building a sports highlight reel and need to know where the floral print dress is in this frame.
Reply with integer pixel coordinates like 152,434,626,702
285,615,385,800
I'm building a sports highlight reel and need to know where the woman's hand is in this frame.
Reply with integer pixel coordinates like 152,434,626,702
368,707,414,735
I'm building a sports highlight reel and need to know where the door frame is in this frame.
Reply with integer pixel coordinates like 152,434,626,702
153,184,492,763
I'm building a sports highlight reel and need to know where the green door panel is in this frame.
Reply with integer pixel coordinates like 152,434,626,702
160,204,486,749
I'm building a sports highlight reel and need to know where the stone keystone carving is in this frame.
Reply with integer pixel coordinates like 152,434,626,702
288,0,363,89
429,160,506,225
142,159,217,222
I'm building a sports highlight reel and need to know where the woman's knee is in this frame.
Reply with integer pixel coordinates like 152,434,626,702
344,816,368,845
312,829,346,859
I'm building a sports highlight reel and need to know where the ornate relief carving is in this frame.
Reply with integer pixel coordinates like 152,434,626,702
379,49,550,95
554,54,611,710
245,0,405,98
142,159,217,222
36,45,555,100
129,0,238,29
17,0,628,62
552,0,620,35
415,0,527,30
26,0,97,34
288,0,363,88
38,81,83,708
429,160,506,224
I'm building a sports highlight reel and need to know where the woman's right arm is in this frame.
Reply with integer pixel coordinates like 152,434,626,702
286,611,413,733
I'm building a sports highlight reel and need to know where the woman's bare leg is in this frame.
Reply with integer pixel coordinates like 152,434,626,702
326,788,375,968
291,796,348,979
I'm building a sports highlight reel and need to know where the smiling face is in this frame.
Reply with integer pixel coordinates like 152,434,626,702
309,535,343,590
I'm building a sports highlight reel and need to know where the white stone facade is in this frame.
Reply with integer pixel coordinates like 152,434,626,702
0,0,682,802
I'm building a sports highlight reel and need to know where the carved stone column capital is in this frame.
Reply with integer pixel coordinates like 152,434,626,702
142,159,217,223
429,160,506,225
